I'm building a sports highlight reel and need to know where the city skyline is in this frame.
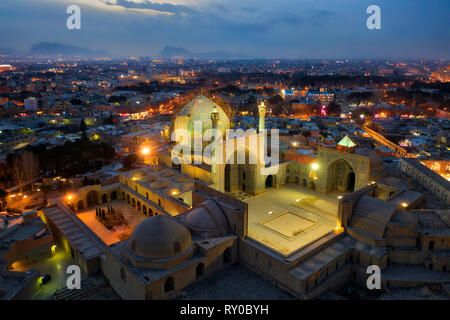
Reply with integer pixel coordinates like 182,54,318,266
0,0,449,59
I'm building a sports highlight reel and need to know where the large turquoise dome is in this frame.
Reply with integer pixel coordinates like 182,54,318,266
173,95,230,138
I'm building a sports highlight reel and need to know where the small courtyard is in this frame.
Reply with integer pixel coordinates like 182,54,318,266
76,199,146,245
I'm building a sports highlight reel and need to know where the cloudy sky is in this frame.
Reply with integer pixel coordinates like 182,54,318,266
0,0,449,58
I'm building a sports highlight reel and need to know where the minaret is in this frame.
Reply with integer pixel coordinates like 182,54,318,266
258,101,266,133
211,106,220,131
210,107,224,192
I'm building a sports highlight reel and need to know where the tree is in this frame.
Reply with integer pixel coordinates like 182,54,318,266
103,114,115,125
80,118,87,132
123,154,138,170
327,102,342,116
11,155,26,194
0,188,7,211
11,151,39,194
21,151,40,192
268,95,283,107
245,96,258,115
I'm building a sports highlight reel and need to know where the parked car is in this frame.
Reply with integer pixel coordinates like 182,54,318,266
40,274,52,285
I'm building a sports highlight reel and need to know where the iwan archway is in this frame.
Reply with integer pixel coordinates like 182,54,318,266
327,159,356,193
315,147,370,194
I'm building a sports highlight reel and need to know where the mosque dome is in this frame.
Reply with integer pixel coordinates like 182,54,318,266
173,95,230,138
338,134,357,148
181,199,230,237
128,215,192,260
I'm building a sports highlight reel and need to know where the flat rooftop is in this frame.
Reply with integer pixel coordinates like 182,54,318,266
44,205,104,260
243,183,341,256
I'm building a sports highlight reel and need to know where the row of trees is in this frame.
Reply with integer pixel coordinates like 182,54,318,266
4,136,116,192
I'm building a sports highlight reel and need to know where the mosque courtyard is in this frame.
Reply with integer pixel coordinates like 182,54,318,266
243,183,343,256
76,200,146,246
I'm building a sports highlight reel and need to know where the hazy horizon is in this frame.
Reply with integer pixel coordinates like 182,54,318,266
0,0,449,60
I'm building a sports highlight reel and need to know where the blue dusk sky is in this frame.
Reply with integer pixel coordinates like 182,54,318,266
0,0,449,58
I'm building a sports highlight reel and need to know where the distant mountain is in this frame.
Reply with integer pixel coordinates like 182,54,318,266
158,46,247,60
159,47,192,58
0,48,19,56
29,42,110,58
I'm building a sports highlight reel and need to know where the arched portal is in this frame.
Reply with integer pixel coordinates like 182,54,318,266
102,194,107,204
132,198,136,208
223,247,232,265
77,200,84,211
265,175,273,188
164,277,175,293
142,205,147,216
196,263,205,279
348,172,355,192
429,241,435,251
222,145,258,194
86,190,98,207
327,159,355,192
301,178,307,187
137,201,141,212
111,191,117,201
126,194,130,204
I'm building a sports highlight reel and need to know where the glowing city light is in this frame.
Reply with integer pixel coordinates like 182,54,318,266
311,163,319,170
141,146,150,155
401,202,408,208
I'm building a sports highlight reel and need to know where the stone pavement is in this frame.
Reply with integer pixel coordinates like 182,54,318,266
244,183,340,255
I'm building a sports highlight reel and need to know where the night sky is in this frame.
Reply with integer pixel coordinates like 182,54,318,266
0,0,449,59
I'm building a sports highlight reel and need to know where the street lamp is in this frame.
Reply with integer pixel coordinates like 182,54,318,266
141,146,150,155
311,163,319,170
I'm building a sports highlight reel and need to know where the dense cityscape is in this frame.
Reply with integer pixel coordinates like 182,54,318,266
0,0,449,313
0,54,448,301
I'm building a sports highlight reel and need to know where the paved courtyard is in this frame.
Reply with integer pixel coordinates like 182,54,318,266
244,183,342,256
76,200,146,245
